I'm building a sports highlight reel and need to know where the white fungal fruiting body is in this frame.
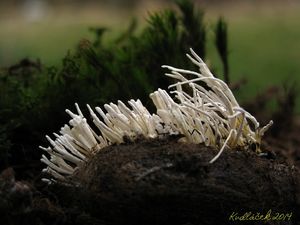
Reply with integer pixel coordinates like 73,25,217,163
40,49,272,183
39,100,163,184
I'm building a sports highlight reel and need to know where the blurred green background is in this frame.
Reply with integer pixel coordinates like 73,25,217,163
0,0,299,105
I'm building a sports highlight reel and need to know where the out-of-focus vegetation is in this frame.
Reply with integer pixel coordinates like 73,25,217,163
1,1,299,102
207,2,300,104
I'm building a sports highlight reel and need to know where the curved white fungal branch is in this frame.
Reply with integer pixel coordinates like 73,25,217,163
40,49,273,184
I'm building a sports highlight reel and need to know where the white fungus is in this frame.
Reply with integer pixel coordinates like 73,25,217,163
40,49,273,184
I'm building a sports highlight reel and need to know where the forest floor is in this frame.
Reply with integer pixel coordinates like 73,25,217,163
1,94,300,225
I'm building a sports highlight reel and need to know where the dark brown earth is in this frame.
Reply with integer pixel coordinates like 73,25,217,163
1,85,300,225
1,135,300,225
71,137,300,225
264,117,300,170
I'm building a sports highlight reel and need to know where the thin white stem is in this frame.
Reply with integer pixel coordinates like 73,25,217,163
209,129,235,164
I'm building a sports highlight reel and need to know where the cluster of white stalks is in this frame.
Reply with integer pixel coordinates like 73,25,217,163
40,49,273,184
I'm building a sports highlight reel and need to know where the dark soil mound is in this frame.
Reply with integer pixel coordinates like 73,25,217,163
1,137,299,225
67,137,300,225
